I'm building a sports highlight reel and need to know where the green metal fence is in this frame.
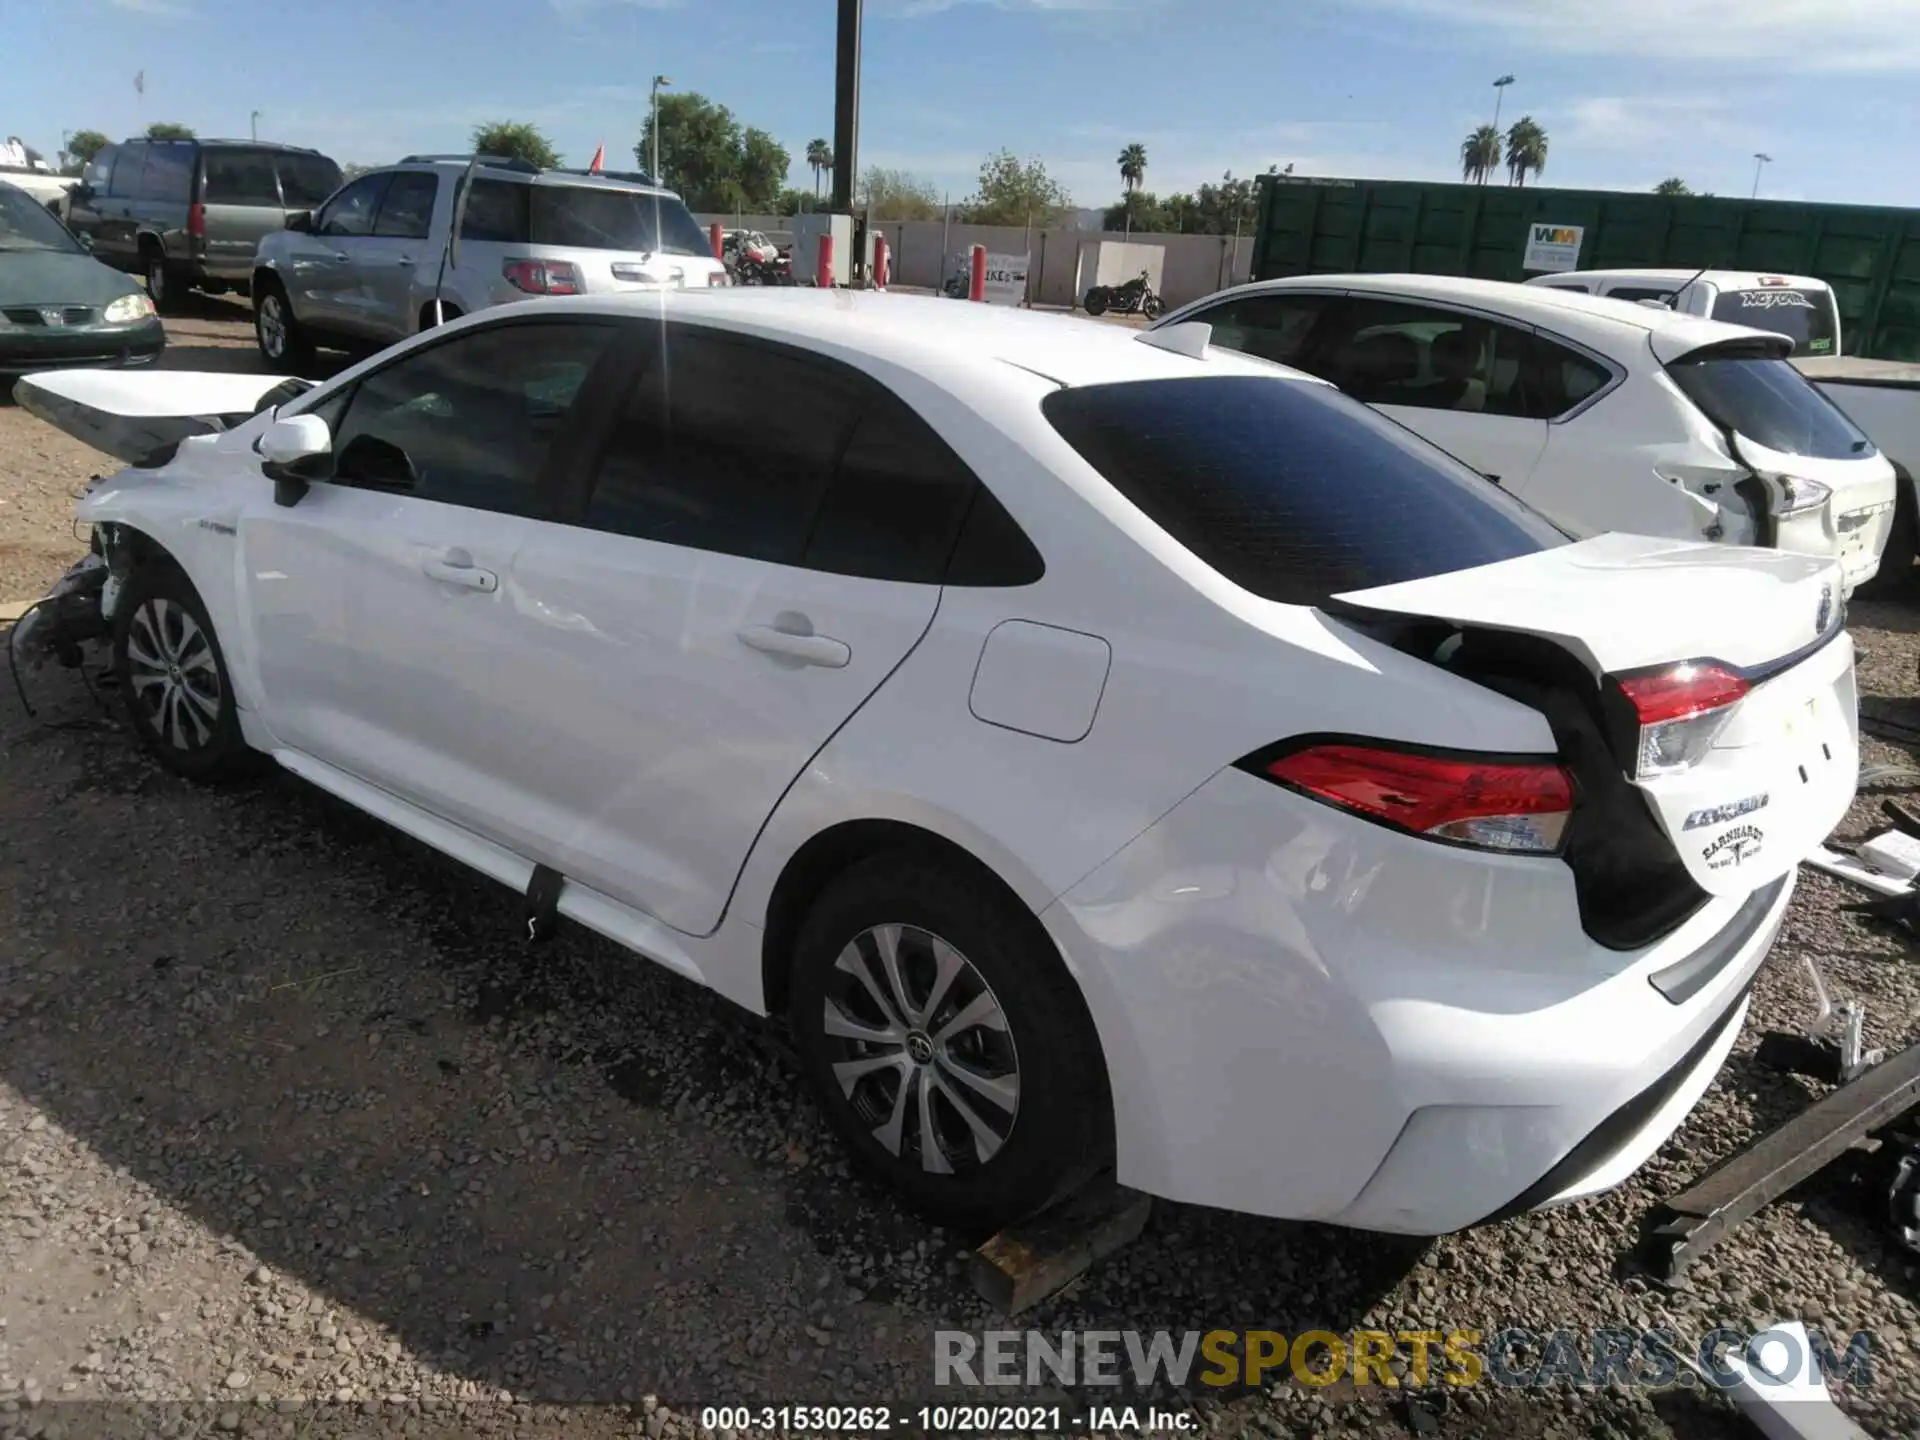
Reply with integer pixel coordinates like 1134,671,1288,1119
1250,175,1920,361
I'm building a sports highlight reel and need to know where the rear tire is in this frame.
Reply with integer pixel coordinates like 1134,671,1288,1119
254,280,315,373
1082,288,1110,317
143,247,183,315
788,854,1112,1233
112,562,259,783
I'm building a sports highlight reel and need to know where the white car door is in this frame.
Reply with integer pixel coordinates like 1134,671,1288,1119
498,323,973,937
239,317,623,831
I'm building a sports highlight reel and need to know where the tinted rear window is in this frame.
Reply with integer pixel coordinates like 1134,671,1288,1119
1667,354,1874,461
1711,287,1838,356
277,154,344,208
1042,376,1565,606
530,184,711,256
202,149,283,205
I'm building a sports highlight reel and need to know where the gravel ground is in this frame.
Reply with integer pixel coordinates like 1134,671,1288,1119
4,304,1920,1440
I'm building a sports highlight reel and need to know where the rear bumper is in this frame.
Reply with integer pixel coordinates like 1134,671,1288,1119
1044,768,1797,1234
0,320,165,377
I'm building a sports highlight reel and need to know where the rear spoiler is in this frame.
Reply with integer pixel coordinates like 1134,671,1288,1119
1654,334,1795,368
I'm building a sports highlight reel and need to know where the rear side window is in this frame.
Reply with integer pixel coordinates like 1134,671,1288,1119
1667,354,1874,460
585,331,858,563
803,397,977,583
1711,288,1839,356
374,172,437,240
461,178,531,243
531,184,712,257
137,145,194,203
1606,286,1676,304
277,154,343,208
202,149,283,205
1042,376,1565,606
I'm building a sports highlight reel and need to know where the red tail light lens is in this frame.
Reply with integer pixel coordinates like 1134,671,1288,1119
187,203,206,239
1614,662,1749,777
1262,743,1574,854
502,259,582,295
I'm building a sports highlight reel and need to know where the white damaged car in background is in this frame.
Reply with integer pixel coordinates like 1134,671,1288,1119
1154,274,1898,595
4,292,1864,1238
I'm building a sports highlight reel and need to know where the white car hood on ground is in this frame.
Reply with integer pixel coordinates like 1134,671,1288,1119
12,369,297,463
1330,532,1839,676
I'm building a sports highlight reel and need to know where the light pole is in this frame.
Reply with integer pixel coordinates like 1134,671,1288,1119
1751,152,1772,199
649,75,672,183
250,110,261,142
1491,74,1515,134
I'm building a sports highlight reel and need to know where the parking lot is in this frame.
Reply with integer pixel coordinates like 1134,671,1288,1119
5,302,1920,1439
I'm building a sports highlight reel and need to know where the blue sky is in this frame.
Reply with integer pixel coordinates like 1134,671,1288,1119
9,0,1920,210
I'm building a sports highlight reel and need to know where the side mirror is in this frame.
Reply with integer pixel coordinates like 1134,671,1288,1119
286,211,313,233
259,412,331,507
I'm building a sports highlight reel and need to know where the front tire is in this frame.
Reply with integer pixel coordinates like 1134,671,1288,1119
254,280,315,372
788,855,1111,1233
112,563,256,783
1142,294,1165,319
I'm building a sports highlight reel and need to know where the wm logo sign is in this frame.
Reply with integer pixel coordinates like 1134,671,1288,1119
1531,225,1580,245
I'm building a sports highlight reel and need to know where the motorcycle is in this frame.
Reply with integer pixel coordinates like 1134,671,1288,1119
723,231,793,286
1082,269,1164,319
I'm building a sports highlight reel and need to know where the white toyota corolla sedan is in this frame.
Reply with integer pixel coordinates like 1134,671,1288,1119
19,290,1858,1236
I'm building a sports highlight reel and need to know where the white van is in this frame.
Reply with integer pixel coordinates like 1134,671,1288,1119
1526,269,1842,358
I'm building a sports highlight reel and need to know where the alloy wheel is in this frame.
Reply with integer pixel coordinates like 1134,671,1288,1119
819,923,1021,1175
258,295,286,358
125,597,222,751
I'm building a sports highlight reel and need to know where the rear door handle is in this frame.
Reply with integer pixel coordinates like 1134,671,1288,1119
396,256,415,267
421,546,498,592
332,251,350,263
738,624,850,669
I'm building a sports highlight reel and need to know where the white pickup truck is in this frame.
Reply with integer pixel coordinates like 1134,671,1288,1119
1795,356,1920,594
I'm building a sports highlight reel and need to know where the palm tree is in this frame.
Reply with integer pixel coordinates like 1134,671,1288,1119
806,137,832,201
1460,125,1501,185
1654,176,1693,196
1117,142,1147,236
1504,116,1548,187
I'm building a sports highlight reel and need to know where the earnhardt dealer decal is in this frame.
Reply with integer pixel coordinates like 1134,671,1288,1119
1702,825,1764,871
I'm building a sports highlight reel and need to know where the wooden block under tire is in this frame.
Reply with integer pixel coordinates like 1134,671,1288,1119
970,1176,1151,1315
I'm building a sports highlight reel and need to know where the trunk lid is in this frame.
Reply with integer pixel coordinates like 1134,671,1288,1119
12,368,300,462
1329,532,1858,902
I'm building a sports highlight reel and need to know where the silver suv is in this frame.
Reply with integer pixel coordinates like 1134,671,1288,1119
250,155,727,368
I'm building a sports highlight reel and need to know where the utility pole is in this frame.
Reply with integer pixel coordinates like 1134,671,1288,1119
650,75,672,183
1751,152,1772,200
830,0,862,213
1490,74,1515,134
250,110,261,142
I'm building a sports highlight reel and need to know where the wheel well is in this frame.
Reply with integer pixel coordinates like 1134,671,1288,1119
759,820,1041,1021
420,301,462,331
137,232,165,261
97,524,176,574
253,268,281,299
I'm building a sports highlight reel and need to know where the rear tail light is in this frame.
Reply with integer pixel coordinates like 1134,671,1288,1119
1259,743,1575,855
1613,662,1750,778
502,259,581,295
1769,474,1831,518
187,203,206,239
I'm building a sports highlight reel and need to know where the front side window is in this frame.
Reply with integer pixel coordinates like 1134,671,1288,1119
1192,293,1332,368
1711,287,1840,356
1667,352,1875,460
373,172,437,240
1043,375,1565,606
327,321,616,516
584,330,859,562
202,149,283,206
137,145,194,203
531,184,711,256
83,145,117,194
106,144,146,199
317,173,390,237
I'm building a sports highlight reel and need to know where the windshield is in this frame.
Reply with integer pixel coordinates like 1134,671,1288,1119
0,184,80,253
1712,287,1839,356
1668,353,1876,460
277,154,344,209
531,184,712,256
1043,376,1566,606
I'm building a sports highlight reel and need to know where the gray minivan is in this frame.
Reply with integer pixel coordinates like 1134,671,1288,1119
65,139,343,313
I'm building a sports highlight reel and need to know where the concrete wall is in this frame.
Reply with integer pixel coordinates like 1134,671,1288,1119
692,213,1256,310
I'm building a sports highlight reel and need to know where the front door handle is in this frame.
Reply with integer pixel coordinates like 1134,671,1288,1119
395,256,415,267
421,546,498,593
332,251,350,263
738,623,850,669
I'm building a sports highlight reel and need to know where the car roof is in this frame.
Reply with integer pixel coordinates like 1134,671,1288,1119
1541,267,1830,291
485,288,1322,390
117,137,329,155
391,159,675,197
1191,272,1778,359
